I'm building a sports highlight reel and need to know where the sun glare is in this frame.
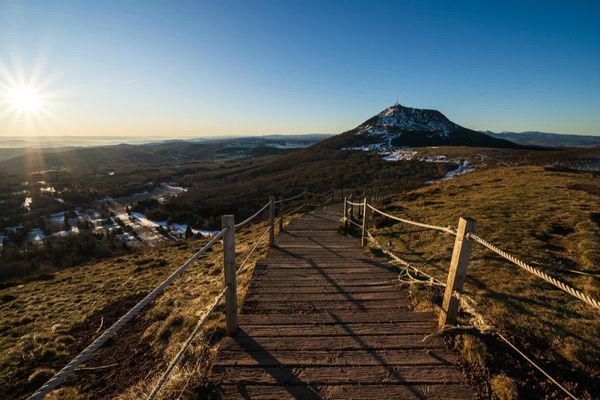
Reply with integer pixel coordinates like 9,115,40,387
0,60,60,132
8,86,42,113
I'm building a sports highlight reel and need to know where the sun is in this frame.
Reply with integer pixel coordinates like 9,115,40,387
8,86,43,113
0,60,59,130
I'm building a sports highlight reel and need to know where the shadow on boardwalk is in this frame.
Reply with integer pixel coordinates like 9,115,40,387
210,205,474,399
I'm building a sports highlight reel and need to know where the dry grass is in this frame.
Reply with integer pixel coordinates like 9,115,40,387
1,213,297,399
363,165,599,396
490,374,519,400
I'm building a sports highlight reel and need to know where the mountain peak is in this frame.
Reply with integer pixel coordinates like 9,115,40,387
357,104,457,137
333,103,519,150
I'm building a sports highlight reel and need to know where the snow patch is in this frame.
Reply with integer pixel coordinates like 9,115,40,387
442,161,474,179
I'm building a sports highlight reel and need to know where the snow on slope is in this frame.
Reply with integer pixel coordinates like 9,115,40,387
357,104,457,139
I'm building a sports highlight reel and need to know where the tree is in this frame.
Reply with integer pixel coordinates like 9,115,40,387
185,225,193,239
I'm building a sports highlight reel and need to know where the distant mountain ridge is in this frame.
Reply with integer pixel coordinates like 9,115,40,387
486,131,600,148
0,136,328,174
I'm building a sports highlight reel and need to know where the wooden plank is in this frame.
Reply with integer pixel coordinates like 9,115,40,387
326,384,476,400
237,322,436,336
249,280,398,288
242,300,408,312
211,365,465,385
257,261,393,268
215,348,457,366
256,263,397,271
265,249,377,259
255,265,396,273
245,285,400,294
214,384,475,400
217,335,445,351
265,253,369,262
252,270,398,280
243,291,406,302
251,277,398,284
237,311,436,325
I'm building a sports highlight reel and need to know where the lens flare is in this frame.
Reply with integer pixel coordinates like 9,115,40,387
0,58,62,134
8,86,43,113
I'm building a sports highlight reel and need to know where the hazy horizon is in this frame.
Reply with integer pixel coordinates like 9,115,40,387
1,1,600,138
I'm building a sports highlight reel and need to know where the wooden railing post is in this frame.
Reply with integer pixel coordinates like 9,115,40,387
439,217,477,327
222,215,238,337
368,195,373,227
343,197,348,230
357,196,362,219
278,193,284,232
269,195,275,247
361,197,370,247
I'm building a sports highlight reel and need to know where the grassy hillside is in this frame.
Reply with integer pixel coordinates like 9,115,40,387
0,215,282,399
166,144,453,228
357,165,599,398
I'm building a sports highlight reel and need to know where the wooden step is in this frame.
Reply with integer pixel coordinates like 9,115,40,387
237,311,436,325
214,384,475,400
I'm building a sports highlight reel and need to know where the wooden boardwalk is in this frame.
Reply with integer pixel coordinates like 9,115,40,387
210,205,474,399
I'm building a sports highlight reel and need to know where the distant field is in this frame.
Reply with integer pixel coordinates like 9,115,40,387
358,165,599,398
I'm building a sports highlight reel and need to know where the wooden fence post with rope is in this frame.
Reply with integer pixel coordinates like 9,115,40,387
439,216,476,327
343,197,348,230
361,197,370,247
269,195,275,248
222,214,238,336
278,193,284,231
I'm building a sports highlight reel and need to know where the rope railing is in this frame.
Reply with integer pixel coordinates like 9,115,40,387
234,201,270,229
147,287,227,400
28,229,226,400
365,229,445,288
342,192,595,399
236,223,273,276
467,233,600,311
346,196,600,312
306,189,333,197
361,222,582,400
345,218,362,229
29,186,334,399
283,203,305,218
346,200,363,207
148,218,279,400
279,190,306,203
367,204,456,235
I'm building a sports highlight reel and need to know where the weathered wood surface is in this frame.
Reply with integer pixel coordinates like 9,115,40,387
210,205,474,399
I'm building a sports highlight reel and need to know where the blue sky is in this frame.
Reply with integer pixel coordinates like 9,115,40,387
0,0,599,136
